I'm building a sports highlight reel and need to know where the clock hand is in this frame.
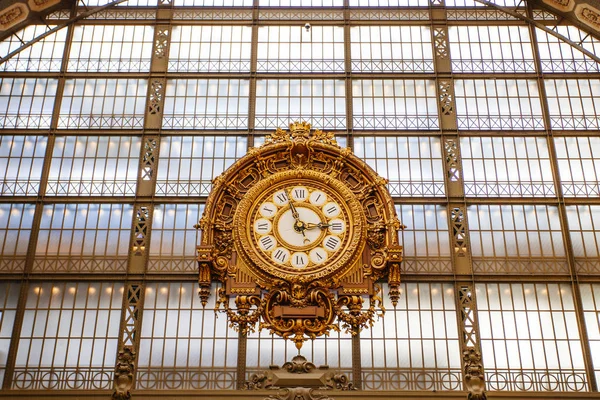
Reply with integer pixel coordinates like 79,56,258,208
305,222,331,230
285,188,301,221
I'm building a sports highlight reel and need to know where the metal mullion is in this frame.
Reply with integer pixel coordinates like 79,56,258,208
556,282,579,383
48,283,67,372
174,283,183,374
525,283,558,382
82,281,100,372
429,283,438,372
159,284,169,380
536,282,560,383
495,283,513,383
62,283,78,374
507,282,524,380
145,284,157,380
26,284,44,377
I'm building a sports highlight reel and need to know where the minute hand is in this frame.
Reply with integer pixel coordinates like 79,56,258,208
305,222,330,230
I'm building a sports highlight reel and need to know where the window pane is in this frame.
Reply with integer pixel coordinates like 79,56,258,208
35,204,133,273
352,79,438,129
0,136,47,196
13,282,123,390
477,283,587,392
47,136,141,196
137,282,238,389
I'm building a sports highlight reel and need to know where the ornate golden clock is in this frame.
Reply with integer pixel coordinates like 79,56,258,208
197,122,403,349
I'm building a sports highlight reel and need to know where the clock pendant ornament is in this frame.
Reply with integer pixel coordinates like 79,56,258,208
197,122,404,349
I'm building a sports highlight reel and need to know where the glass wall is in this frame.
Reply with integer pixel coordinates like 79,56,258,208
0,0,599,396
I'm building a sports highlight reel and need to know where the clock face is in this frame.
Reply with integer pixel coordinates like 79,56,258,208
251,185,348,271
230,170,367,282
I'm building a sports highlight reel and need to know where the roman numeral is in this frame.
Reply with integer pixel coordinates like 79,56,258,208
316,252,324,260
260,236,274,250
314,194,322,202
325,237,339,250
326,206,337,215
295,255,305,265
273,249,286,262
331,222,343,231
262,206,274,213
294,189,305,198
275,193,287,203
257,222,268,231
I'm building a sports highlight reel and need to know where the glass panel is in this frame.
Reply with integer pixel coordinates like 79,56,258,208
148,204,204,273
361,283,462,390
476,283,587,392
545,79,600,130
0,78,57,129
350,26,433,73
169,26,251,72
580,283,600,385
13,282,123,390
0,282,21,386
353,136,445,197
137,282,238,389
0,26,66,72
536,26,600,73
554,137,600,197
59,79,147,129
155,136,248,196
566,206,600,274
0,204,36,273
467,205,567,274
461,137,555,197
257,26,344,72
449,26,534,73
0,135,47,196
255,79,346,129
395,204,451,274
455,79,544,130
47,136,141,196
68,25,154,72
163,79,250,129
35,204,133,273
352,79,438,130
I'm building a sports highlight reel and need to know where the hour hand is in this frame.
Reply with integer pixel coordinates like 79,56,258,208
285,189,301,221
305,222,330,230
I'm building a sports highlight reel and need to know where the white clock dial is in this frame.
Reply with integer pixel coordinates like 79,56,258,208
309,247,328,265
254,218,272,235
290,252,309,268
271,247,291,264
328,218,345,235
276,207,322,248
258,235,277,251
322,202,341,218
291,186,308,202
323,235,342,252
260,202,278,219
309,190,327,206
272,190,289,206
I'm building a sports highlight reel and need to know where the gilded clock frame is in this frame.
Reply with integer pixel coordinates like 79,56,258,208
197,121,403,348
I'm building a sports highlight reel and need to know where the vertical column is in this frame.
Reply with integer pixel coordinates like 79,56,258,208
431,4,487,398
113,284,144,400
343,0,354,150
246,0,259,149
1,3,77,389
527,5,597,391
112,9,171,398
344,1,359,388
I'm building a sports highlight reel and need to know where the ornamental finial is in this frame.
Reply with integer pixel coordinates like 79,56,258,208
289,121,311,139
